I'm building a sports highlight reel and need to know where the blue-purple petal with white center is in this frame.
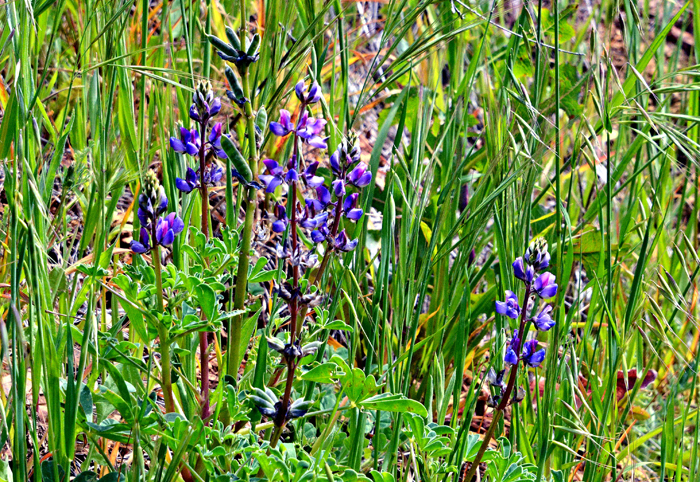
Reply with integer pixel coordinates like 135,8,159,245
333,179,346,197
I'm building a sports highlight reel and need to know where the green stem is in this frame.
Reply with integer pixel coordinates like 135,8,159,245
228,6,259,378
198,120,211,419
152,243,175,413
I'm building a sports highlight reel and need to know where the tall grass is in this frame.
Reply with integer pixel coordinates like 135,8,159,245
0,0,699,480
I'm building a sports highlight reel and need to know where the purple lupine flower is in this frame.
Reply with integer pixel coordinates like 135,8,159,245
332,179,346,197
259,159,286,193
130,227,151,254
295,81,322,104
310,223,329,244
343,193,363,221
269,110,295,137
347,164,372,188
521,339,546,367
534,272,558,299
138,189,168,226
495,290,520,319
190,82,221,123
155,213,185,246
176,167,199,193
170,127,200,156
299,208,328,229
203,165,224,185
504,331,520,365
272,204,288,233
329,149,341,174
306,186,332,212
208,122,227,159
285,169,299,184
533,305,555,331
513,257,534,283
303,161,325,188
333,230,358,252
296,113,328,149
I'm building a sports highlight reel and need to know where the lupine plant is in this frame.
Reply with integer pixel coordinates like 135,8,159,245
128,170,185,414
464,238,559,481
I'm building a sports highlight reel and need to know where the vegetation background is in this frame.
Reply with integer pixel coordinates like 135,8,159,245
0,0,699,480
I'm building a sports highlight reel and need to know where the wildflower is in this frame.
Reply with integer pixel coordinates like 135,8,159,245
347,163,372,188
495,290,521,319
303,161,325,188
333,229,358,252
130,227,151,254
154,213,185,247
271,204,288,233
306,186,332,212
137,170,168,226
295,113,328,149
504,330,521,365
170,127,200,156
269,110,295,137
342,193,363,221
175,167,199,193
533,304,555,331
521,339,546,367
487,367,506,389
512,257,534,283
259,159,286,193
534,272,558,299
295,81,322,105
310,223,329,244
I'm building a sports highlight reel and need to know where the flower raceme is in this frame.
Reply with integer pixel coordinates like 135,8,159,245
131,171,185,254
491,238,559,407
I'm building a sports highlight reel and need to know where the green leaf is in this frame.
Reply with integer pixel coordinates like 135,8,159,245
194,283,217,322
359,393,427,416
300,362,340,384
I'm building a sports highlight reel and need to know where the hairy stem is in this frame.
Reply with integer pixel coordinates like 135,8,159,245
464,283,531,481
228,8,259,378
198,120,211,420
152,240,175,413
270,134,302,448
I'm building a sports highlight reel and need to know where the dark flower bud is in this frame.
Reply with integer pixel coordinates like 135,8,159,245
524,237,550,271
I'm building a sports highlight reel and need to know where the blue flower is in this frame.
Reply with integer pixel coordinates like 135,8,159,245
155,213,185,246
295,81,322,104
524,237,550,271
269,110,295,137
343,193,363,221
170,127,200,156
504,331,520,365
303,161,325,188
272,204,288,233
521,339,546,367
306,185,332,212
296,112,327,149
176,167,199,193
534,272,558,299
495,290,521,319
347,163,372,188
533,304,555,331
130,227,151,254
333,230,358,252
512,257,534,283
259,159,286,193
